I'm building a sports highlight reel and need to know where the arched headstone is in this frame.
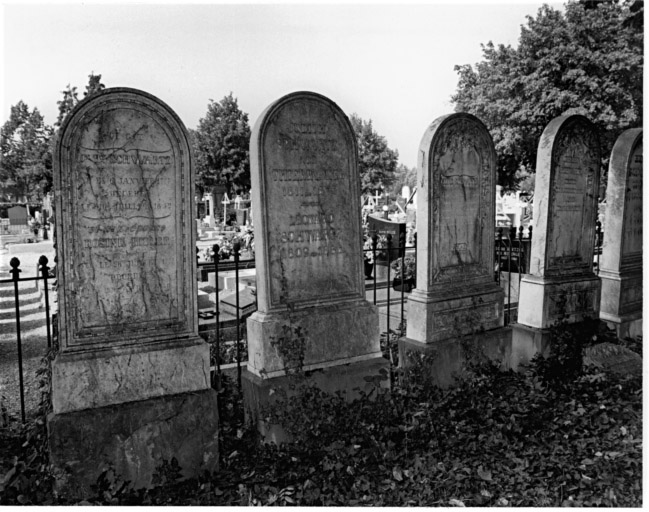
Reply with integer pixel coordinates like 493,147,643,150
245,91,384,440
404,113,504,345
518,114,601,328
49,88,218,495
599,128,642,337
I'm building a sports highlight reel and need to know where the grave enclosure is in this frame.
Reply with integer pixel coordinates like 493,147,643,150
41,85,642,491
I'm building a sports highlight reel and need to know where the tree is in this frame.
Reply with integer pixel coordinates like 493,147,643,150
55,73,106,128
349,114,399,196
390,164,417,197
55,84,79,128
0,101,53,201
193,93,251,195
84,72,106,98
452,0,643,190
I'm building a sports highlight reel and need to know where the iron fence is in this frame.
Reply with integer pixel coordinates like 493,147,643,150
0,256,54,423
2,222,605,420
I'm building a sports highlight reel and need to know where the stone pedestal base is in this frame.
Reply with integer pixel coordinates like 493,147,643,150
602,317,643,340
518,273,601,329
246,299,380,377
405,283,504,344
242,356,389,444
599,269,642,339
48,388,219,500
51,337,211,414
398,327,512,388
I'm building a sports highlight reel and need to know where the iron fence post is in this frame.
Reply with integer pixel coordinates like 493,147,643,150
595,220,602,274
10,257,26,424
212,244,221,388
233,240,242,391
385,234,394,379
39,255,52,349
496,228,503,285
518,225,525,284
371,234,378,305
399,231,406,336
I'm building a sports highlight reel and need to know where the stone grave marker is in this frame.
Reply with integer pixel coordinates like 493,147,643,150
599,128,642,338
48,88,218,496
244,91,384,439
518,114,601,328
402,113,504,347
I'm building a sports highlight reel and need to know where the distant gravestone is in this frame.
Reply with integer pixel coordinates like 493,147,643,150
403,113,504,345
244,91,384,439
7,205,28,225
518,115,601,328
599,128,642,338
48,88,218,496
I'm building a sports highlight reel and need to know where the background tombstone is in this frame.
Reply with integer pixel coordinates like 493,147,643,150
599,128,642,338
48,88,218,496
244,91,384,439
518,114,601,328
401,113,504,350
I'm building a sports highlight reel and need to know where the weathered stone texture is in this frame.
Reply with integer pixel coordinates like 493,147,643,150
599,128,642,329
518,115,601,328
51,338,210,414
48,389,219,498
405,113,504,344
54,88,199,352
247,91,381,372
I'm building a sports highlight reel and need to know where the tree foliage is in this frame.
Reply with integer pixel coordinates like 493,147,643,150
452,0,643,190
0,101,53,201
349,114,399,196
1,73,106,201
389,164,417,197
55,84,79,129
193,93,251,195
55,73,106,128
84,72,106,99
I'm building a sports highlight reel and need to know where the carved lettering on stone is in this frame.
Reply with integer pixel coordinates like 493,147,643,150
252,92,363,309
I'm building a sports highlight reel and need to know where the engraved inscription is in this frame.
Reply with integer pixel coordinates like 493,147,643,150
548,289,595,316
622,142,642,258
432,120,489,278
71,108,178,331
547,122,599,273
261,97,360,306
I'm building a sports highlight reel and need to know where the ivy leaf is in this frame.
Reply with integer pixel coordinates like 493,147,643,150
477,465,493,481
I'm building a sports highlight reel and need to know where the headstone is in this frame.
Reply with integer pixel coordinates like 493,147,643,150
402,113,504,345
244,91,384,440
599,128,642,338
48,88,218,496
366,214,406,259
7,205,28,225
518,115,601,328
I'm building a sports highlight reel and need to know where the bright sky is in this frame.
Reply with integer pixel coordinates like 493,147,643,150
2,1,562,169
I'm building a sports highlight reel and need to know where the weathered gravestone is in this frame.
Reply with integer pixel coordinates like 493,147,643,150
599,128,642,338
401,113,504,349
243,91,384,439
518,115,601,328
48,88,218,496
